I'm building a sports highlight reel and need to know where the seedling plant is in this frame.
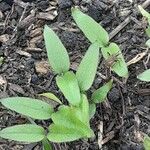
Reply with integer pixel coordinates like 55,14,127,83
0,8,129,149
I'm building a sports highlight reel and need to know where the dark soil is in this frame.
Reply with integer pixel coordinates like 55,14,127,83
0,0,150,150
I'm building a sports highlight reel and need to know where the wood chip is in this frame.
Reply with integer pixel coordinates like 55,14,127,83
30,28,42,37
127,49,148,66
0,34,9,43
16,50,31,57
25,47,42,52
0,76,6,85
0,10,3,19
18,13,36,29
9,83,25,95
35,61,50,74
29,35,43,47
98,121,103,149
37,11,57,20
14,0,29,8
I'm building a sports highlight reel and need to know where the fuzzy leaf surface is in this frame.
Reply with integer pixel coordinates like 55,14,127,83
47,100,94,142
44,25,70,74
1,97,53,120
56,71,81,106
92,80,113,103
72,8,109,47
0,124,45,142
76,43,100,91
137,69,150,81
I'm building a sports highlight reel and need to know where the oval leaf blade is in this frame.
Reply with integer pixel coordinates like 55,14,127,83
72,8,109,47
137,69,150,81
0,124,45,142
76,42,100,91
56,71,81,106
1,97,53,120
92,79,113,103
44,25,70,74
101,42,128,78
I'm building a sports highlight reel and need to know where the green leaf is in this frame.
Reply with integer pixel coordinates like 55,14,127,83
146,26,150,37
39,92,62,104
146,39,150,47
1,97,53,120
76,42,100,91
74,94,90,125
89,103,96,119
47,104,94,142
138,5,150,24
44,25,70,74
42,138,53,150
47,124,85,143
72,7,109,47
143,135,150,150
137,69,150,81
101,42,128,78
0,124,45,142
92,79,113,103
56,71,81,106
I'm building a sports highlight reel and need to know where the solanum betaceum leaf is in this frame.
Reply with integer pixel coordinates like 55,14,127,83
56,71,81,106
1,97,53,120
44,25,70,74
137,69,150,82
72,7,109,47
76,42,100,91
0,124,45,142
91,79,113,103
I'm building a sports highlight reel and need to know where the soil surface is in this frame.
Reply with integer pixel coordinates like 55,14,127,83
0,0,150,150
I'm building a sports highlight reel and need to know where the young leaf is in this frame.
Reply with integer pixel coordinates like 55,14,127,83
138,5,150,24
146,39,150,47
42,138,53,150
89,103,96,119
47,124,85,143
74,94,90,125
56,71,81,106
91,79,113,103
44,25,70,74
143,135,150,150
39,92,62,104
101,42,128,78
49,105,94,139
76,42,100,91
0,124,45,142
1,97,53,120
72,7,109,47
137,69,150,81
